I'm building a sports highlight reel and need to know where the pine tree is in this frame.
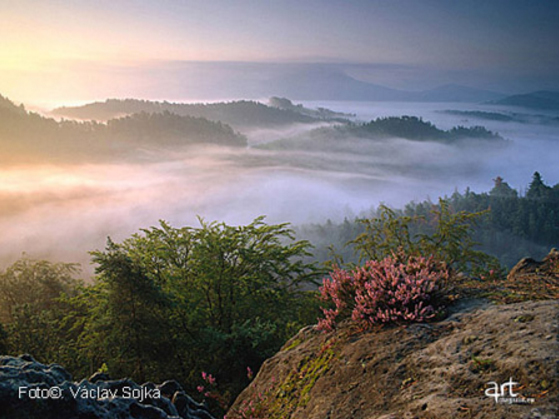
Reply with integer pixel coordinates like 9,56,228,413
527,172,551,200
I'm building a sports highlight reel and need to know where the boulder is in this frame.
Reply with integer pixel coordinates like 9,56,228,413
504,249,559,301
228,299,559,419
508,248,559,281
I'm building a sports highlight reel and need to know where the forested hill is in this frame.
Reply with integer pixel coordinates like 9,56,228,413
441,109,559,125
0,94,26,114
267,96,353,121
487,90,559,110
348,116,504,142
407,173,559,266
52,98,327,129
262,116,504,151
299,172,559,268
0,94,246,162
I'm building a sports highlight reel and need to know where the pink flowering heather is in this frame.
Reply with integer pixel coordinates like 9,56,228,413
318,253,449,331
199,372,229,412
202,371,216,385
317,266,363,331
227,380,274,419
247,366,254,380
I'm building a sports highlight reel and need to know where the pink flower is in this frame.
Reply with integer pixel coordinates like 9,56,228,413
317,253,448,330
201,371,216,385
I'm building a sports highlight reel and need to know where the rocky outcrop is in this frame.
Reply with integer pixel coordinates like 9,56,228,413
508,248,559,280
0,355,214,419
228,299,559,419
504,249,559,302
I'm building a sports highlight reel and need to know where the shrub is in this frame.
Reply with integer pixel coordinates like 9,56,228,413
89,217,322,404
317,253,449,331
351,199,502,277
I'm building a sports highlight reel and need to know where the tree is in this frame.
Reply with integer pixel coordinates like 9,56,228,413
527,171,551,200
351,199,501,276
91,239,172,383
0,258,82,366
89,217,321,400
490,176,517,198
0,258,80,323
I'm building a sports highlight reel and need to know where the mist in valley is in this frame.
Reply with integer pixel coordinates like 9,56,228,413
1,98,558,277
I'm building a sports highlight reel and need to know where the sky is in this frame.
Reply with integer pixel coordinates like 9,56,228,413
1,0,559,107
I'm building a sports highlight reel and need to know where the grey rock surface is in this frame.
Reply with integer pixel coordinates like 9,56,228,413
229,299,559,419
0,355,214,419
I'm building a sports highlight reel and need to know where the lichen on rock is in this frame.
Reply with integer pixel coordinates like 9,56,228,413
228,298,559,419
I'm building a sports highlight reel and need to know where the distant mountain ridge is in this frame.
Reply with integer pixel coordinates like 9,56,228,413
487,90,559,110
52,83,505,127
265,67,504,102
50,80,508,122
412,83,503,103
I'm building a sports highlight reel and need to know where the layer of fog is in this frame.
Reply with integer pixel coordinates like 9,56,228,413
242,122,337,146
2,101,558,277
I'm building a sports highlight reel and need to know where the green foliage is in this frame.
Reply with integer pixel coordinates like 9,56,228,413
0,258,80,324
358,116,446,141
296,172,559,270
527,171,553,200
299,174,559,268
351,199,501,276
356,172,559,269
97,362,109,374
489,176,518,198
91,240,172,382
354,116,503,142
260,116,503,153
351,207,416,263
86,217,321,403
0,217,321,411
229,337,339,419
106,111,246,146
471,355,495,373
0,258,85,367
8,305,60,362
442,110,516,122
445,173,559,266
53,98,317,128
56,284,109,378
0,96,246,163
